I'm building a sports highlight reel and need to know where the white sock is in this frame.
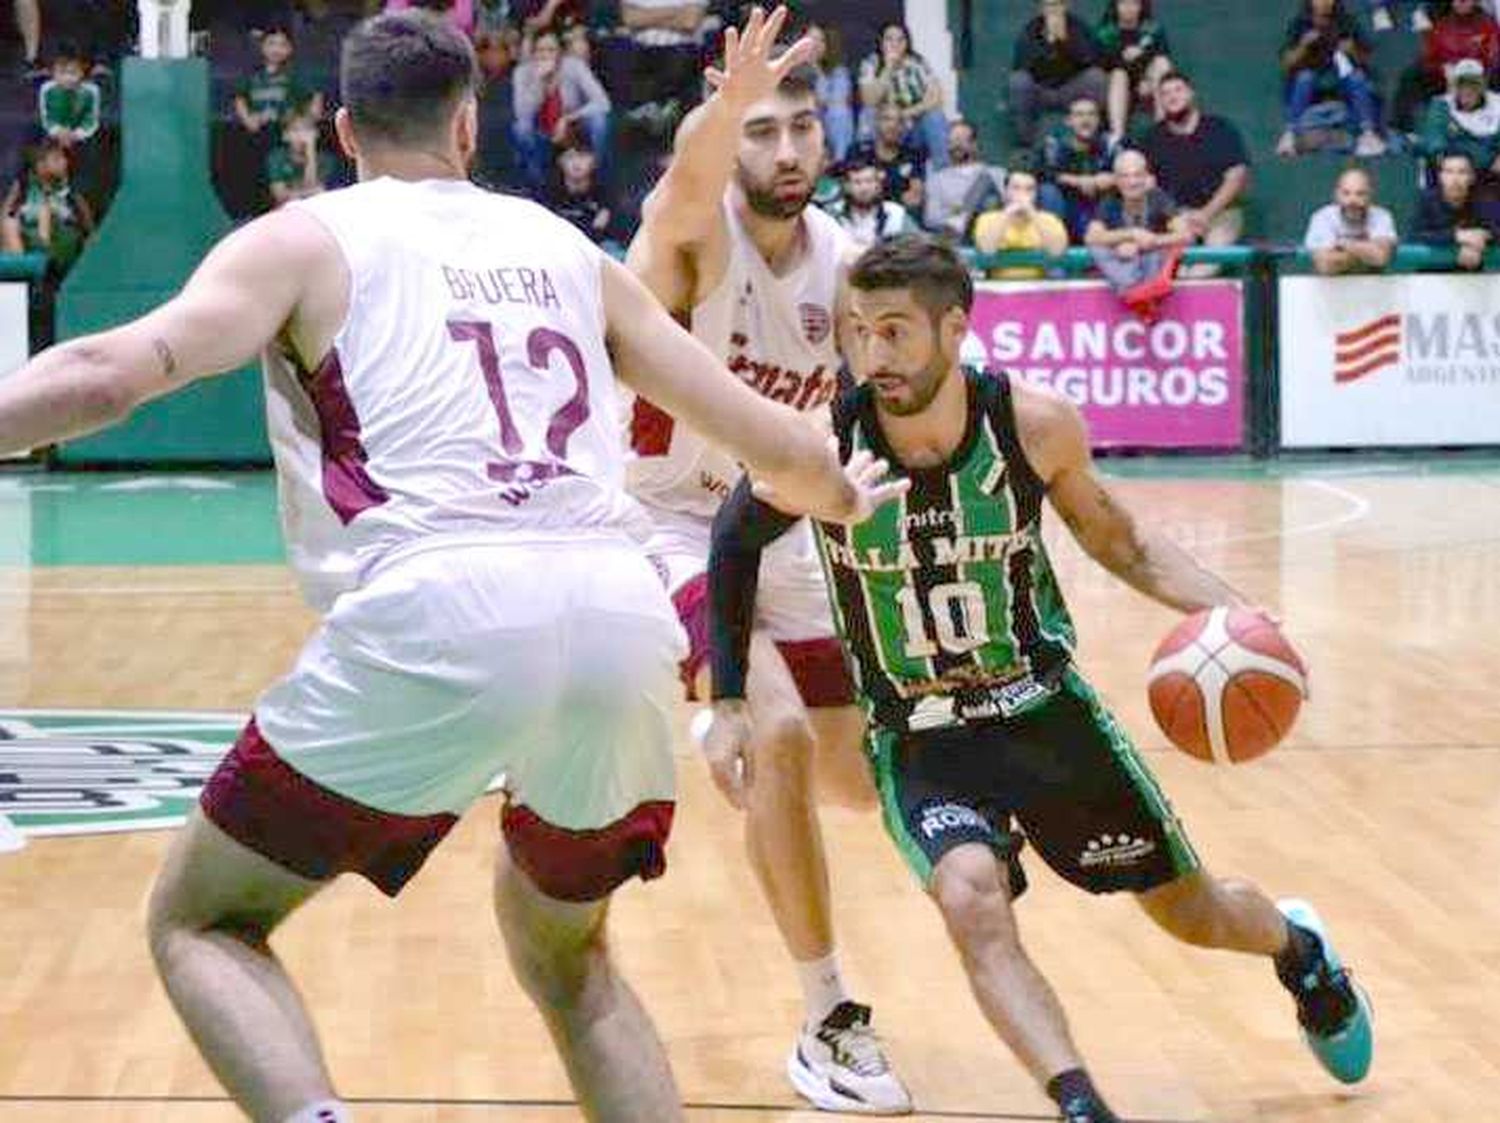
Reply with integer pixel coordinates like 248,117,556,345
797,952,850,1025
284,1102,350,1123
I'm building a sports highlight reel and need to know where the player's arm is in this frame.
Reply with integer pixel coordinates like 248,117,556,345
698,476,802,807
603,254,854,522
1015,381,1249,613
624,5,812,311
708,475,800,703
0,208,325,455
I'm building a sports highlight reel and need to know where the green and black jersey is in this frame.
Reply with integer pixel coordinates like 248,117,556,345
708,369,1078,734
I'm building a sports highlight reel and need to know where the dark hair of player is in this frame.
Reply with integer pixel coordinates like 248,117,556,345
848,233,975,319
341,10,480,147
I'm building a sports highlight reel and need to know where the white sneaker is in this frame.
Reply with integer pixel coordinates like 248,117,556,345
1412,7,1432,32
786,1001,913,1114
1371,6,1394,31
1354,131,1388,157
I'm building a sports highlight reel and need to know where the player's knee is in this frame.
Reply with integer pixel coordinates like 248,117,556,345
505,920,609,1013
930,858,1020,958
750,715,816,782
1137,873,1230,947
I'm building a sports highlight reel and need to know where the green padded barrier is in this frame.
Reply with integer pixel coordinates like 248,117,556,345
55,58,269,464
0,254,47,282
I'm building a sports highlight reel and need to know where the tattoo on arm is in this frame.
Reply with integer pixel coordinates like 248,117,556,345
152,337,178,380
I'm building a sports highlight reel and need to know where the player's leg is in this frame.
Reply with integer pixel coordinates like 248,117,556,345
1018,670,1372,1085
146,800,338,1122
746,635,910,1114
493,848,682,1123
494,543,688,1121
807,701,875,811
870,724,1122,1123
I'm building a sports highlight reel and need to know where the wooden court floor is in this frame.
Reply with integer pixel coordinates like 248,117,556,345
1,464,1497,1122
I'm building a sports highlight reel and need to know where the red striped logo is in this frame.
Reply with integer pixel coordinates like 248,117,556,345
1334,313,1402,384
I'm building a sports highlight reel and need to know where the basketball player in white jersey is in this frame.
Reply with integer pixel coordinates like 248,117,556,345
0,13,906,1123
626,7,912,1113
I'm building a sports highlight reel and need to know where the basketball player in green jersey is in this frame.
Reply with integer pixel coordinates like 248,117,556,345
703,234,1373,1123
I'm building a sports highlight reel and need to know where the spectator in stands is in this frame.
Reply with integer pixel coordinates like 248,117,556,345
1084,148,1189,318
922,118,1005,241
37,44,100,151
12,0,39,69
233,27,323,140
826,153,915,248
512,27,610,192
385,0,477,37
616,0,712,114
266,111,337,207
847,102,925,216
1008,0,1108,148
1097,0,1174,142
513,0,590,35
1364,1,1432,33
1141,72,1250,255
806,22,853,164
1418,57,1500,183
1392,0,1499,129
1038,96,1116,241
1277,0,1385,157
546,143,617,245
1411,149,1495,266
0,139,93,276
475,27,520,188
563,22,593,64
856,22,949,171
1304,165,1398,274
973,163,1070,279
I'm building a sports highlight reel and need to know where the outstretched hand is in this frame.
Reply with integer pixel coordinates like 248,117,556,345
704,5,817,109
752,436,910,526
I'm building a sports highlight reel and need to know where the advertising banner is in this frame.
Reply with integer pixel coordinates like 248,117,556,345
1280,274,1500,447
966,279,1246,449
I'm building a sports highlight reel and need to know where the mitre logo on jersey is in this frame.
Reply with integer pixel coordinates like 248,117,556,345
0,710,242,838
799,303,832,345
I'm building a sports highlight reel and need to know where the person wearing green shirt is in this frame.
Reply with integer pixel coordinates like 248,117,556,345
37,46,101,148
233,27,323,137
1,140,93,274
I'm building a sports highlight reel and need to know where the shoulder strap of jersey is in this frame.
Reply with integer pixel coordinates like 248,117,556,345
979,369,1047,513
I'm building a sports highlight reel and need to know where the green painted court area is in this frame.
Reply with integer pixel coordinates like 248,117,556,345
1,457,1497,567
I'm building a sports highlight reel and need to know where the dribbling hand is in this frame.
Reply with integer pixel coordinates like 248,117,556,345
703,6,818,110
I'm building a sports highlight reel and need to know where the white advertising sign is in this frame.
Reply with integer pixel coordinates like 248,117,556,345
0,284,26,382
1280,274,1500,447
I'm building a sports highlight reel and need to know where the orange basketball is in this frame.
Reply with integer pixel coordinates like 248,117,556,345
1146,607,1308,764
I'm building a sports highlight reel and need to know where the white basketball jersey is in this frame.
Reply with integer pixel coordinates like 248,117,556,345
625,198,850,519
263,178,642,611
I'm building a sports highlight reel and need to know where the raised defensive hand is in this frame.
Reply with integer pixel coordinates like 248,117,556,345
703,5,817,108
753,436,911,526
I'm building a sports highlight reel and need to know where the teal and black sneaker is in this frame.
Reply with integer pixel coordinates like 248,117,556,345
1276,898,1374,1084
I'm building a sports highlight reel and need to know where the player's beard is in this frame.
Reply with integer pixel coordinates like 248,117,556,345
874,346,954,418
739,168,814,220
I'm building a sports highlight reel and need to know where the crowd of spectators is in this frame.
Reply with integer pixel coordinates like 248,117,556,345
4,0,1500,323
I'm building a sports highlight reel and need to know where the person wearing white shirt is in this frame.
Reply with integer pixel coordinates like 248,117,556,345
1304,165,1398,275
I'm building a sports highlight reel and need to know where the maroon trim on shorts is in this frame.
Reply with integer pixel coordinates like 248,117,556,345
297,348,389,525
502,800,676,903
671,572,710,700
200,720,458,898
776,637,857,708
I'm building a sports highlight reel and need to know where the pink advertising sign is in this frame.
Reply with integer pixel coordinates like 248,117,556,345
965,279,1246,449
